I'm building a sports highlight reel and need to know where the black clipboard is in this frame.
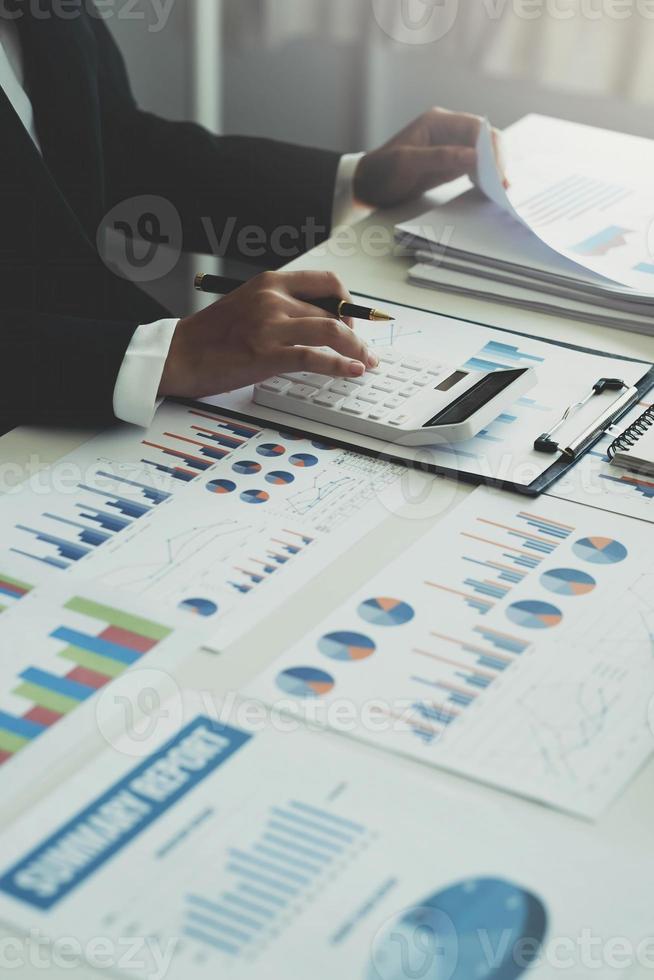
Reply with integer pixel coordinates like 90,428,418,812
182,295,654,498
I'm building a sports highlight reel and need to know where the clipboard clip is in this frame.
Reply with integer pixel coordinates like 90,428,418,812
534,378,636,458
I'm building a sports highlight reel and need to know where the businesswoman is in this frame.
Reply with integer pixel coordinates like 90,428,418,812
0,1,483,430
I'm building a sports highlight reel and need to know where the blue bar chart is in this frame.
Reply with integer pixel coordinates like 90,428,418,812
10,470,171,572
179,799,369,960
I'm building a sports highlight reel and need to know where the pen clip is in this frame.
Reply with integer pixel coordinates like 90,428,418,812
534,378,630,455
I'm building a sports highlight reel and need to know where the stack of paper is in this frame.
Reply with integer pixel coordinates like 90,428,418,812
397,115,654,334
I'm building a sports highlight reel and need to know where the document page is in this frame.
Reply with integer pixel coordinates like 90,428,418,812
0,696,649,979
247,488,654,818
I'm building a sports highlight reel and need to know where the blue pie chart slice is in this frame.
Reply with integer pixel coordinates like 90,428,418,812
541,568,596,596
232,460,262,475
358,597,415,627
179,597,219,617
572,536,628,565
265,470,295,486
240,489,270,505
506,600,562,630
318,631,376,662
206,479,236,495
368,878,547,980
257,443,286,458
276,666,335,698
289,453,319,468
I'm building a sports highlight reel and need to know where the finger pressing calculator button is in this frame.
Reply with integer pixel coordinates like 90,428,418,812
258,378,292,394
313,391,344,409
287,384,318,400
341,398,368,416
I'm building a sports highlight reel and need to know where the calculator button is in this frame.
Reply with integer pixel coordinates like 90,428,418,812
280,372,330,388
258,378,292,394
387,368,415,383
358,389,383,404
371,379,398,394
287,384,318,400
329,380,362,397
313,391,344,409
398,385,421,399
367,408,388,421
384,397,404,410
341,398,368,416
388,413,412,427
366,364,383,375
377,351,397,364
412,372,436,387
400,358,423,371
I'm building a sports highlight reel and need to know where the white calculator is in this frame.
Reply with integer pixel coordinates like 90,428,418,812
253,348,535,446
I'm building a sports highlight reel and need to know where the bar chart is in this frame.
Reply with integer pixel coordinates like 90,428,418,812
0,572,33,614
0,597,173,767
179,799,370,961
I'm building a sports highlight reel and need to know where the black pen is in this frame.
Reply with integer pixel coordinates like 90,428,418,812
194,273,394,323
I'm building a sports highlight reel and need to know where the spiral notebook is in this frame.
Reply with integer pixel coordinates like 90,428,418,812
608,405,654,476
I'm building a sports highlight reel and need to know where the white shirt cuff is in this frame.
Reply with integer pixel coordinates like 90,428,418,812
113,318,178,427
332,152,366,228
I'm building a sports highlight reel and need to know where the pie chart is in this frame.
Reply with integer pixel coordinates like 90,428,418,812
265,470,295,486
206,479,236,495
506,600,563,630
572,536,628,565
318,631,376,662
257,443,286,458
312,441,336,451
289,453,319,468
240,489,270,505
540,568,596,597
178,597,219,617
368,878,547,980
276,666,335,698
358,597,415,627
232,460,262,475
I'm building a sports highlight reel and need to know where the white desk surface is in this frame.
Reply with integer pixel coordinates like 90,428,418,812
2,201,654,978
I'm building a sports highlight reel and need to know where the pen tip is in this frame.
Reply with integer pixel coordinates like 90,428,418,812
371,311,394,322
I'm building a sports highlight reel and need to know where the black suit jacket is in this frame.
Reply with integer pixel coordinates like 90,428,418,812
0,2,341,430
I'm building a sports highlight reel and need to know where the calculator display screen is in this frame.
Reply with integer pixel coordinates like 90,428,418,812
435,370,469,392
423,369,528,427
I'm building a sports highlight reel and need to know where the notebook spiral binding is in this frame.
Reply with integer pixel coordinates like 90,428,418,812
607,404,654,459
